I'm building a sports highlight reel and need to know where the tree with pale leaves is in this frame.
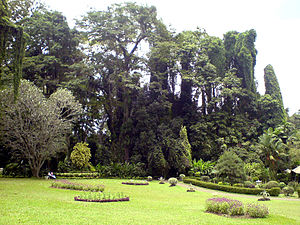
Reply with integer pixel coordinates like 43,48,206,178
0,80,82,177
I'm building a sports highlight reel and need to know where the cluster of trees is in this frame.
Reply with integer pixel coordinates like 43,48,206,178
0,0,299,179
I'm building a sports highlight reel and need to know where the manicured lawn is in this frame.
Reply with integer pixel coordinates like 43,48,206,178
0,178,299,225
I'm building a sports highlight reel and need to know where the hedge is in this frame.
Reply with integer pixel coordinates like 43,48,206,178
55,172,100,179
183,178,280,196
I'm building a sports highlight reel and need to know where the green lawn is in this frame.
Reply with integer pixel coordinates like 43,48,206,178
0,178,299,225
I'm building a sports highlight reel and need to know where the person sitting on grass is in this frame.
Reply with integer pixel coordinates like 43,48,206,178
48,172,56,179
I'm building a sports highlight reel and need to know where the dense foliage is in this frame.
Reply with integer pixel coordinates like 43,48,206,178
0,1,299,180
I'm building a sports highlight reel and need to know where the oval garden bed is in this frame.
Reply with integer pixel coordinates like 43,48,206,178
74,192,129,203
122,180,149,185
51,179,104,192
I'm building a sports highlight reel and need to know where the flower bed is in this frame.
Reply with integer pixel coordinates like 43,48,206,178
122,180,149,185
51,179,104,192
74,192,129,203
205,197,269,218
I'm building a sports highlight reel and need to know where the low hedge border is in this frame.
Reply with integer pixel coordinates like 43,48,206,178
183,178,280,196
56,172,100,179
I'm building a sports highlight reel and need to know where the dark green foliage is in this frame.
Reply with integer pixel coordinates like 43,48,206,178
259,65,286,128
96,162,146,178
215,151,246,184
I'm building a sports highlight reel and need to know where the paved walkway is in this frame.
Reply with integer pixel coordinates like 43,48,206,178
177,182,300,201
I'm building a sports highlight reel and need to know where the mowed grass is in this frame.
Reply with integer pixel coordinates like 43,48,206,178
0,178,299,225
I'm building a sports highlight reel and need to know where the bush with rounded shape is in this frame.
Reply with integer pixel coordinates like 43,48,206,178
265,181,279,189
244,181,255,188
147,176,152,181
168,177,178,186
282,186,294,196
70,142,91,169
179,174,185,181
246,203,269,218
279,182,286,189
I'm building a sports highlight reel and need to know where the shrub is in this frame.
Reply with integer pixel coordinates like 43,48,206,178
70,142,91,169
195,172,201,177
233,183,243,187
179,174,185,181
159,177,165,184
200,176,210,182
279,182,286,189
168,177,178,186
205,198,244,216
288,181,299,191
244,181,255,188
246,203,269,218
252,176,259,182
265,181,279,189
147,176,152,181
269,187,280,196
282,186,294,196
297,188,300,198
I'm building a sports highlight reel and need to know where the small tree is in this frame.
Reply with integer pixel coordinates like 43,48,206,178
215,151,246,184
70,142,91,170
0,80,82,177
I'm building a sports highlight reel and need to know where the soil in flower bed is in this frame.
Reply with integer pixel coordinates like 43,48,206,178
122,182,149,185
258,198,270,201
74,196,130,202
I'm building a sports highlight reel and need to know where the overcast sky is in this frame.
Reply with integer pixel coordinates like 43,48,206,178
44,0,300,115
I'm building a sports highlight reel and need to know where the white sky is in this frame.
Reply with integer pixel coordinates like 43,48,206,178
44,0,300,115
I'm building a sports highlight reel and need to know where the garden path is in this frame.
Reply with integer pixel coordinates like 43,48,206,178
177,182,300,201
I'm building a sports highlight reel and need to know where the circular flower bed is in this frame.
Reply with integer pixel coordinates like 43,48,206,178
74,192,129,203
122,180,149,185
74,196,129,202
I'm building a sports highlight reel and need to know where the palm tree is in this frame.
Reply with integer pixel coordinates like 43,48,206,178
258,127,285,179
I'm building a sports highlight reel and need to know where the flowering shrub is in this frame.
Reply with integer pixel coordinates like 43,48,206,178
51,180,104,192
246,203,269,218
205,198,244,215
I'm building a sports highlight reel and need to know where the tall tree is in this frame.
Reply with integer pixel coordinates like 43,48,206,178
261,64,285,128
0,0,26,98
77,2,160,161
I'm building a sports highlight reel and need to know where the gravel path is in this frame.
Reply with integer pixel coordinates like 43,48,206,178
177,182,300,201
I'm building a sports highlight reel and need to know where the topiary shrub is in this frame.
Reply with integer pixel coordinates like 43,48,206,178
147,176,152,181
168,177,178,186
282,186,294,196
265,181,279,189
70,142,91,170
179,174,185,181
279,182,286,189
244,181,255,188
269,187,280,196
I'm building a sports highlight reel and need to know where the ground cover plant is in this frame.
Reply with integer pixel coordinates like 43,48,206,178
1,178,300,225
74,192,129,202
51,179,104,192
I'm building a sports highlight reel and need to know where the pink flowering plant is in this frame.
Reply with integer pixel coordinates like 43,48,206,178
246,203,269,218
205,197,244,215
